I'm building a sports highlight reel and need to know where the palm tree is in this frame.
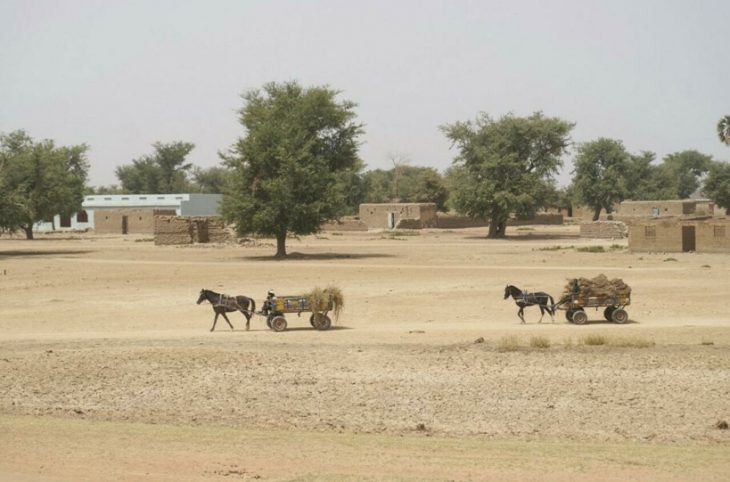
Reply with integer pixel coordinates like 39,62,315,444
718,116,730,146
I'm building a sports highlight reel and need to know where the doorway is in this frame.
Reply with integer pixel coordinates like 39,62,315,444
387,212,396,229
681,225,695,252
122,215,128,235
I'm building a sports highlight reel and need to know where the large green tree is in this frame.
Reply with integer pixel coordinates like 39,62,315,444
442,112,574,237
115,141,195,193
221,81,363,257
0,130,89,239
659,150,712,199
191,165,232,194
572,138,631,220
718,115,730,146
703,162,730,213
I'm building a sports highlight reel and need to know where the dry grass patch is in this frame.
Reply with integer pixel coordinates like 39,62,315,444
608,336,655,348
497,335,521,352
579,334,608,346
529,336,551,349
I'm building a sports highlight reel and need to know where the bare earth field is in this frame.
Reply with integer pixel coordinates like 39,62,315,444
1,226,729,481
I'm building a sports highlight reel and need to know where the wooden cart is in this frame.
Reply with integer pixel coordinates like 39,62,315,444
555,292,631,325
264,295,335,332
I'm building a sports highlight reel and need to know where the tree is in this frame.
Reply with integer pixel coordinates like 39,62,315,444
718,115,730,146
0,130,89,239
572,138,631,220
442,112,574,237
115,141,195,193
703,162,730,213
221,81,363,257
363,165,449,210
660,150,712,199
191,165,232,193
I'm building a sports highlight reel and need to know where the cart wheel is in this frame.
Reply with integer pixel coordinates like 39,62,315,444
311,313,332,330
611,308,629,324
309,314,316,327
566,310,575,322
571,310,588,325
604,306,616,321
270,315,287,332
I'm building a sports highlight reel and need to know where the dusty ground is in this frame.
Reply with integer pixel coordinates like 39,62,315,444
1,226,729,481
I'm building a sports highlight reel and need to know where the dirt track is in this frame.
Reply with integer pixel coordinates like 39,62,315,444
1,226,729,481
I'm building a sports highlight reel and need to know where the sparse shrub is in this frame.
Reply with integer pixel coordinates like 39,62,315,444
701,339,714,346
580,334,607,346
563,337,574,348
390,230,420,237
529,336,551,349
331,232,343,236
517,227,534,231
663,257,678,262
609,244,625,251
577,246,606,253
609,336,654,348
497,335,521,352
538,245,566,251
702,264,711,268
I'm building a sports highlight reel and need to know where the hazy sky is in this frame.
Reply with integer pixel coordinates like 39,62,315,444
1,0,728,187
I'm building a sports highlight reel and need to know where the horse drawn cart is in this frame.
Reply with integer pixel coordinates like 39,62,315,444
554,275,631,325
261,291,341,331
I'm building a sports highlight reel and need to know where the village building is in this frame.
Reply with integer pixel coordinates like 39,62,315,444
358,203,438,229
616,199,718,220
34,193,222,235
628,217,730,253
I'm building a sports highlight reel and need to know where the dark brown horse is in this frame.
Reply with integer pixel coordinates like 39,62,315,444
196,289,256,331
504,285,555,324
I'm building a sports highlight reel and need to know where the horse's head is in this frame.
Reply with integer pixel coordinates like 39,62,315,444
196,289,207,304
504,285,512,300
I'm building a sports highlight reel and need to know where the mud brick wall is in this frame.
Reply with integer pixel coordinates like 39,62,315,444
94,209,175,234
628,219,682,252
696,221,730,253
580,221,628,239
321,217,368,231
154,216,232,245
203,217,231,243
359,203,438,229
509,214,564,226
435,214,488,229
154,216,192,245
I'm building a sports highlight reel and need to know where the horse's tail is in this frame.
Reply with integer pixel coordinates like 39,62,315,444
249,298,256,313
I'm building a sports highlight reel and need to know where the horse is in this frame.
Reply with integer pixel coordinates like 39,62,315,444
196,289,256,331
503,285,555,324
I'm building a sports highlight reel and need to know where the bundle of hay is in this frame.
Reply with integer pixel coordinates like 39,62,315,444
304,285,344,321
564,274,631,299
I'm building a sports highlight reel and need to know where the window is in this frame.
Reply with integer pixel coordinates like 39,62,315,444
121,197,129,200
644,226,656,238
104,197,112,200
175,196,183,200
76,210,88,223
139,196,147,200
714,225,726,238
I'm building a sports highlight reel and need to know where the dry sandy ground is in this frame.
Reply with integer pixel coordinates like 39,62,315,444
1,226,729,481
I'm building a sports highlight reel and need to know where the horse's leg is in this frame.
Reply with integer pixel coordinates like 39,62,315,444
538,305,544,323
243,302,252,331
221,312,234,331
211,312,219,332
518,306,526,324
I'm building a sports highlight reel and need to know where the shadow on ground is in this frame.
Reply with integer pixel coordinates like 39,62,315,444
242,252,396,261
0,250,94,259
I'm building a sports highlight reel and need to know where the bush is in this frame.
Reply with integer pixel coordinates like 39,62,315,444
497,335,521,352
576,246,606,253
529,336,551,349
579,334,607,346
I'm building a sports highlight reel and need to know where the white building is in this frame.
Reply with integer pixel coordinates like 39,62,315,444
34,193,223,233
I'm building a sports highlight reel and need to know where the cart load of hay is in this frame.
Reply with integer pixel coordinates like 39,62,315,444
564,274,631,302
302,285,344,322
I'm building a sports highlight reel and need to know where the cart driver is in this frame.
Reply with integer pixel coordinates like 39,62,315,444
263,290,277,315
